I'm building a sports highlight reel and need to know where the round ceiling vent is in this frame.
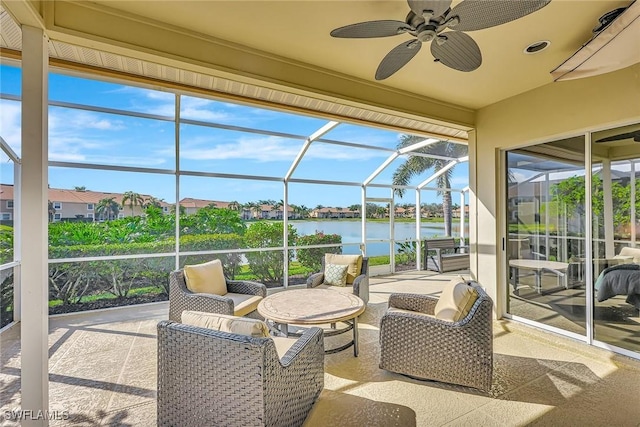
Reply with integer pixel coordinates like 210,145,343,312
524,40,551,54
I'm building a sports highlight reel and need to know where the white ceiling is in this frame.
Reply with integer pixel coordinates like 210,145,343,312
0,0,633,137
85,0,630,110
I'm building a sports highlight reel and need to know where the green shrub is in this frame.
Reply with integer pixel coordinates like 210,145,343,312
48,233,244,301
0,225,13,265
296,232,342,272
244,222,297,285
0,272,13,328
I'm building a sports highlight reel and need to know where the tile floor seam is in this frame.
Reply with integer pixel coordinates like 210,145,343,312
436,405,482,426
48,328,83,372
104,320,143,412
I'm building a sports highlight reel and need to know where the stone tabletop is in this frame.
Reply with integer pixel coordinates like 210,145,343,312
257,288,365,325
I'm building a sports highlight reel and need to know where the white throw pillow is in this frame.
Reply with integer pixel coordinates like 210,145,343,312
324,263,349,286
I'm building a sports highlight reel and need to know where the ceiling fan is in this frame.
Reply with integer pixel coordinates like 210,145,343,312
595,130,640,143
330,0,551,80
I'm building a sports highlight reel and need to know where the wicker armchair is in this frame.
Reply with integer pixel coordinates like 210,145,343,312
307,256,369,304
169,269,267,321
379,283,493,392
157,320,324,427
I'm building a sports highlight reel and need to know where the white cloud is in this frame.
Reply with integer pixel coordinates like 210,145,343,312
50,109,126,132
179,135,388,162
0,100,22,155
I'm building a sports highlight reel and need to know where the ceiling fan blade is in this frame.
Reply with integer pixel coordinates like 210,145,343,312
407,0,452,19
330,20,413,38
447,0,551,32
375,40,422,80
595,131,640,143
431,31,481,72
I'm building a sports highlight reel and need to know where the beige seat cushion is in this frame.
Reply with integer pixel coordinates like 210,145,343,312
617,246,640,263
272,336,298,359
183,259,227,296
314,283,354,294
226,293,263,317
434,278,478,322
325,254,363,284
181,311,269,338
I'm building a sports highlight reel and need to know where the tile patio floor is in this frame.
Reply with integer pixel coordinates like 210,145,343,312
1,271,640,426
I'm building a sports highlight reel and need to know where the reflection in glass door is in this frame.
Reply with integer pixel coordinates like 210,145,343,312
505,137,586,335
591,124,640,354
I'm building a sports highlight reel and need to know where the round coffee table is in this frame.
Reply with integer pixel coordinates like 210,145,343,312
257,288,365,356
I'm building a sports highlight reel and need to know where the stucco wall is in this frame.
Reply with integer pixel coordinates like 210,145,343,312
472,63,640,315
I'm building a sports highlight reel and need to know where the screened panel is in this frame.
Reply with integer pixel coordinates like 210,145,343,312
180,95,328,135
49,106,175,168
179,123,303,177
291,142,389,182
48,167,176,256
0,99,21,155
0,64,21,96
49,73,175,116
322,123,401,149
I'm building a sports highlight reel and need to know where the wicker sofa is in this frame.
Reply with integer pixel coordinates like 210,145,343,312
157,320,324,427
169,269,267,322
379,282,493,392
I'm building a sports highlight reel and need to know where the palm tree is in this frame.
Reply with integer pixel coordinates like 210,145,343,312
243,202,259,220
47,200,56,222
121,191,144,217
143,196,163,209
96,197,120,221
272,200,284,219
227,201,242,211
392,135,468,236
74,186,87,192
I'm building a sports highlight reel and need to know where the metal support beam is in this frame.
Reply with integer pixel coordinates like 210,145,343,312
285,121,339,181
631,161,637,246
602,159,614,258
363,152,398,186
20,25,49,427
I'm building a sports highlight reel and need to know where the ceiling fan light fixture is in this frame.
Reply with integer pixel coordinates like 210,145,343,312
524,40,550,54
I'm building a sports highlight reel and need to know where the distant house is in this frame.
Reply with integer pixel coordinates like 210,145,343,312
452,205,470,218
179,198,230,215
0,183,171,222
309,207,359,218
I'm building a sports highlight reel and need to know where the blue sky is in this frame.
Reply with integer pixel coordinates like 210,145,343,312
0,64,469,207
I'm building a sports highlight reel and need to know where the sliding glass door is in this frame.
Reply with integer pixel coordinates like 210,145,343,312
505,137,586,335
505,124,640,358
591,124,640,354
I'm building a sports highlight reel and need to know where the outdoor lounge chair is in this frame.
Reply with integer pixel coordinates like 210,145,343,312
424,237,469,273
168,260,267,321
379,280,493,392
157,315,324,427
307,254,369,304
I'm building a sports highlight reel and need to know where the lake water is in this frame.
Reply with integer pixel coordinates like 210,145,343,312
290,220,467,256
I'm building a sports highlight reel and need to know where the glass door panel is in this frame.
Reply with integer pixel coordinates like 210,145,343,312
505,136,586,335
591,123,640,353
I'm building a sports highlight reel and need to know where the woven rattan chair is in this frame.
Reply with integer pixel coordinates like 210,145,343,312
379,283,493,392
169,269,266,321
157,320,324,427
307,256,369,304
